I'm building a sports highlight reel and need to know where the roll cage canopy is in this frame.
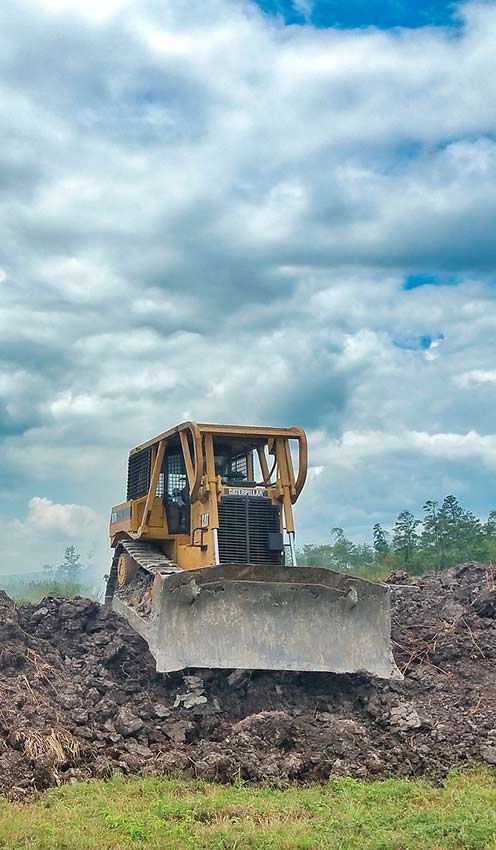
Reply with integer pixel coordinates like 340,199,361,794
129,422,308,505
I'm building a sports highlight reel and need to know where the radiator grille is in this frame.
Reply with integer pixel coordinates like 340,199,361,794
218,496,281,564
127,447,151,501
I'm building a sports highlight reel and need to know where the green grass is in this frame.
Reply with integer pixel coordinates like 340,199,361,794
337,563,392,582
0,769,495,849
6,578,83,603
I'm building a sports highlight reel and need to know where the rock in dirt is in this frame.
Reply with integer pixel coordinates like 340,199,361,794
389,703,422,731
114,708,144,737
481,745,496,765
472,588,496,618
174,676,208,709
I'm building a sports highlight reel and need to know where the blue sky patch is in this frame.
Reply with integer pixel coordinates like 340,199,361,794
393,332,445,351
253,0,459,29
403,273,460,290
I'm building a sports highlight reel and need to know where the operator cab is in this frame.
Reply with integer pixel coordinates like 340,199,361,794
215,450,255,485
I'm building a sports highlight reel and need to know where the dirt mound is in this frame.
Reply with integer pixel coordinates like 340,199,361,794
1,562,496,797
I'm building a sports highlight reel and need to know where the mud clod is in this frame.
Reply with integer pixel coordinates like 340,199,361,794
0,561,496,797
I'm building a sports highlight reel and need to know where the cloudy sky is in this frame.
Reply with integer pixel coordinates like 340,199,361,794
1,0,496,575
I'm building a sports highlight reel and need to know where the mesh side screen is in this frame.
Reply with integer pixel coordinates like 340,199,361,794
165,452,188,497
127,447,151,500
156,473,165,498
230,454,247,478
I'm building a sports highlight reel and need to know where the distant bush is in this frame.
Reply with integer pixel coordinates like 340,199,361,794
6,578,82,603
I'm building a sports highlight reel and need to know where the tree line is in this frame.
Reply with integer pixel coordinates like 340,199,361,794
298,495,496,575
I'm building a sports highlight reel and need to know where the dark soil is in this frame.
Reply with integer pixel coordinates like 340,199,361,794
1,562,496,798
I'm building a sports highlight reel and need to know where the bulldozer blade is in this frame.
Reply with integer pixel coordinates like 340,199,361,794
113,564,402,680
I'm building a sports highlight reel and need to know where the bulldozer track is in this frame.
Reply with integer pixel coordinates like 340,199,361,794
119,539,180,576
105,538,181,604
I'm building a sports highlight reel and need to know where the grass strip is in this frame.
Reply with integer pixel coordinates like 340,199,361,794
0,768,494,849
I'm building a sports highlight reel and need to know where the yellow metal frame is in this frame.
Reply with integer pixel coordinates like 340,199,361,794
110,422,308,569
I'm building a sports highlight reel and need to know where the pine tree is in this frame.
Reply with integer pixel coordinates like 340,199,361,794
373,523,389,562
437,495,484,566
59,546,82,579
420,500,442,570
330,527,357,570
392,510,420,571
484,510,496,562
485,510,496,538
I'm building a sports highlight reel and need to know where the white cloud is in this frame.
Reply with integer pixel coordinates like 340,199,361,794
454,369,496,387
35,0,127,24
0,498,105,574
312,429,496,470
293,0,313,21
26,496,98,535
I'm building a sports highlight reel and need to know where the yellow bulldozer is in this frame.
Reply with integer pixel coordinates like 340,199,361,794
105,422,400,679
